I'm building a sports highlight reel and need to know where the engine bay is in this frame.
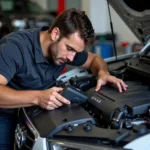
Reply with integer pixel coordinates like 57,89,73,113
13,0,150,149
14,47,150,150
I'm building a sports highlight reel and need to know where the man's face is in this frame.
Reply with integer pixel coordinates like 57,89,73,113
49,32,85,65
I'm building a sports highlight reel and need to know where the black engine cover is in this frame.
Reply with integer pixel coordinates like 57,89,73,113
25,104,95,137
86,81,150,121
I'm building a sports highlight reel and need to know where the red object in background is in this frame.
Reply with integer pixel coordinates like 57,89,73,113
121,41,129,48
57,0,65,15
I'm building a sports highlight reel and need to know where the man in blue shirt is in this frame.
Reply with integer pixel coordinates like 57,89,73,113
0,8,127,149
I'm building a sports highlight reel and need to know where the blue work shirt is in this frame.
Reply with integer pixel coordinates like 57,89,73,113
0,27,88,114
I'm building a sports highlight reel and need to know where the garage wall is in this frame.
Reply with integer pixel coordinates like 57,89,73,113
84,0,110,34
32,0,140,43
32,0,48,10
48,0,81,11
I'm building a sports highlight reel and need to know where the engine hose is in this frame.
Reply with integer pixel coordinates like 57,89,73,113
110,109,124,129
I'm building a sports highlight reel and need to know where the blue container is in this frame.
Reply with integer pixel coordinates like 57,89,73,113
92,43,114,59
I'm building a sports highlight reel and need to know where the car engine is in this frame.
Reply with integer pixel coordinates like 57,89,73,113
14,43,150,150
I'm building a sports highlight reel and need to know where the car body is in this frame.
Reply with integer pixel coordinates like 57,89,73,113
15,0,150,150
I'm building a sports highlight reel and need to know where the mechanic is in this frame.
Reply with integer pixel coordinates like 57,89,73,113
0,8,127,149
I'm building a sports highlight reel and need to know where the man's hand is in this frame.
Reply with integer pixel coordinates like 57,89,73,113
38,87,70,110
95,74,128,92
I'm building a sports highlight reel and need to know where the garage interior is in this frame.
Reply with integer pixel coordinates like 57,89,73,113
1,0,150,150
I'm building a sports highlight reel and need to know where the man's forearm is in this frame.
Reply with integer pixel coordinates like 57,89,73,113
90,55,109,76
0,85,41,108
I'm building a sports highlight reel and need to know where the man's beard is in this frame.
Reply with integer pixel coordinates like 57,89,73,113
48,42,67,65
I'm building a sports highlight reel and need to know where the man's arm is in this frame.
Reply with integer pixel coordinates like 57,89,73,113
0,74,70,109
81,52,128,92
81,52,109,74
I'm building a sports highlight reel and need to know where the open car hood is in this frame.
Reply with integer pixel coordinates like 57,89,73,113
109,0,150,44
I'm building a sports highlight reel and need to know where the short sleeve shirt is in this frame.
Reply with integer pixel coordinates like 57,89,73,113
0,27,88,114
0,27,88,90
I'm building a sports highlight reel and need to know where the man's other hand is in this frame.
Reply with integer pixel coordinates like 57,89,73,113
95,74,128,93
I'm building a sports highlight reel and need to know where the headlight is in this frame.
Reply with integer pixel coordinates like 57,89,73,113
50,142,82,150
49,140,102,150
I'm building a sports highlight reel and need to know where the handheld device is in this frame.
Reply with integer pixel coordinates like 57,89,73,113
61,85,88,104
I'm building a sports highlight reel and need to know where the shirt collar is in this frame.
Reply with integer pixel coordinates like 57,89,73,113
34,26,49,64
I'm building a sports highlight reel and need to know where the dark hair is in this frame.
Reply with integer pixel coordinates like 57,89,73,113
49,8,95,46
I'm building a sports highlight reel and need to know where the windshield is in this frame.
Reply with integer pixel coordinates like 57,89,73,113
0,0,45,13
